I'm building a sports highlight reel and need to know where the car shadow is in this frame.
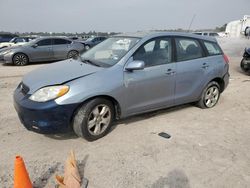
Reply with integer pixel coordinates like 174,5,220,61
44,104,193,141
112,104,193,129
44,131,78,140
150,169,190,188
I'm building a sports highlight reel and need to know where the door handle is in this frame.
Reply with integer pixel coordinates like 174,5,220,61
202,63,209,69
165,69,176,75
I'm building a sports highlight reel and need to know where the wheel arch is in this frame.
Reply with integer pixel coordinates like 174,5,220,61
210,77,225,93
70,95,122,125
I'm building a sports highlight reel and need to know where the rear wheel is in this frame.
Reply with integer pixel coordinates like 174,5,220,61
13,53,29,66
67,50,79,59
197,81,220,109
73,98,114,141
85,45,90,50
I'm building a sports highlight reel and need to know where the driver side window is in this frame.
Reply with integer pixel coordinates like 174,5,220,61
133,37,172,67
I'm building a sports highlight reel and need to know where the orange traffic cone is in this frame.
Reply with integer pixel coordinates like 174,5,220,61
13,155,32,188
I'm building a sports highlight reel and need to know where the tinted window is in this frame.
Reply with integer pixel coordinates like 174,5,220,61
15,38,25,43
53,39,71,45
175,38,203,61
209,33,219,37
133,37,172,67
204,41,222,56
37,39,52,46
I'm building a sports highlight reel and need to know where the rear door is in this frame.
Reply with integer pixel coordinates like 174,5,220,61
30,39,53,61
52,38,72,60
174,37,210,105
124,37,176,115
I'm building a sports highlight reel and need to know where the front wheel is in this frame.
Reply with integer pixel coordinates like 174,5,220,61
73,98,114,141
197,81,220,109
13,53,29,66
240,58,249,72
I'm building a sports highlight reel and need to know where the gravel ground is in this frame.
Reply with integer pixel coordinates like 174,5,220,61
0,38,250,188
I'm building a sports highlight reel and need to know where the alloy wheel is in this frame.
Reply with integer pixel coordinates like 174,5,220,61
87,104,111,136
204,86,219,108
14,54,28,66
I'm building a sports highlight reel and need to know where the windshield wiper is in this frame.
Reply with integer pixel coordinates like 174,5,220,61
81,58,100,67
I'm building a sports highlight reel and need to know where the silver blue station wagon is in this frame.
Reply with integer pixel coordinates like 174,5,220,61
14,32,230,141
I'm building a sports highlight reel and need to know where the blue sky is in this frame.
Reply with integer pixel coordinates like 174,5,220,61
0,0,249,32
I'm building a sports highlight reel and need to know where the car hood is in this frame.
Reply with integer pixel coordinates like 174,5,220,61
22,59,104,93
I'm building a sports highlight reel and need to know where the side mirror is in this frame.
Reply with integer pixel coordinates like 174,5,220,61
32,44,38,48
125,60,145,71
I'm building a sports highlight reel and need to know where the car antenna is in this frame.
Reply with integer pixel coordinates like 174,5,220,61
187,14,196,33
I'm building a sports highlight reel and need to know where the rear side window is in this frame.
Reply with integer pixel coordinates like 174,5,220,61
53,39,71,45
203,41,222,56
37,39,52,46
175,38,203,61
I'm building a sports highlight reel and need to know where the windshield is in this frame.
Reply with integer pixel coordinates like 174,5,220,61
10,38,16,43
80,37,140,67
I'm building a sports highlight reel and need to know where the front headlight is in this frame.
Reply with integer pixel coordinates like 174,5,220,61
29,85,69,102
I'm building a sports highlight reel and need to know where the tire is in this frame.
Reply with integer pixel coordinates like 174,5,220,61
67,50,79,59
85,45,90,50
197,81,220,109
13,53,29,66
240,58,249,72
73,98,114,141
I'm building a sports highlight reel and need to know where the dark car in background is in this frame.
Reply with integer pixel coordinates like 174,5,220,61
240,47,250,73
0,33,18,43
0,37,84,65
79,36,107,50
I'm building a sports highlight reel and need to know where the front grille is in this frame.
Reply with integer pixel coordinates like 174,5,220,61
19,82,30,95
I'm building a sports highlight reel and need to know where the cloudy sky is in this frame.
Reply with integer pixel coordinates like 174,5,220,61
0,0,249,33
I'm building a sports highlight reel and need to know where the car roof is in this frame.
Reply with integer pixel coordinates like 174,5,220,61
115,31,217,42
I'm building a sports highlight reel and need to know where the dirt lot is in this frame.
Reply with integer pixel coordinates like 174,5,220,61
0,38,250,188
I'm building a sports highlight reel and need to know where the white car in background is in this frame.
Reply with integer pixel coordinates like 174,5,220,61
0,37,36,49
193,32,220,37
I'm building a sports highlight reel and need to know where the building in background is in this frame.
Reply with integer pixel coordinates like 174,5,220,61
226,15,250,38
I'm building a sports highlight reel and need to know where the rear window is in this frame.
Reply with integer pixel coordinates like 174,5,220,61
203,41,222,56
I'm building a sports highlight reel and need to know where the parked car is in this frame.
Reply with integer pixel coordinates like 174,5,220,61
79,36,107,50
240,47,250,73
0,37,84,65
0,33,18,43
0,37,36,49
14,32,229,141
193,32,220,37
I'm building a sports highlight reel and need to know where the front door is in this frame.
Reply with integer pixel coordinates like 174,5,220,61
30,39,53,61
124,37,176,115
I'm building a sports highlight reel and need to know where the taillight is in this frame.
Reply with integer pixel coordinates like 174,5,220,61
223,54,229,63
